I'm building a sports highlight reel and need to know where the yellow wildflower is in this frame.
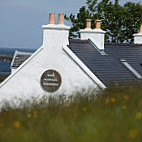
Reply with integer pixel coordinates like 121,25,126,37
105,98,110,104
122,105,127,110
129,129,138,138
115,83,119,86
27,108,31,113
73,112,77,117
27,113,32,118
33,111,38,118
14,121,20,128
124,95,129,100
64,103,69,107
82,107,87,112
136,112,142,119
111,98,116,103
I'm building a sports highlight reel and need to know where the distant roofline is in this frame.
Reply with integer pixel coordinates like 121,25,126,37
105,42,142,46
11,50,33,69
69,39,142,46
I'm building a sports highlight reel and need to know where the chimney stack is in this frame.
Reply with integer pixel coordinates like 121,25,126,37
133,24,142,44
58,13,64,25
49,13,55,24
42,13,70,49
80,19,106,50
86,19,92,29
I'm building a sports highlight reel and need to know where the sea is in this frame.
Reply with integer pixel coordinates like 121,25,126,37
0,48,36,76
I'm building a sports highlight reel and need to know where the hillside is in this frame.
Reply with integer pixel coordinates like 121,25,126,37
0,55,13,62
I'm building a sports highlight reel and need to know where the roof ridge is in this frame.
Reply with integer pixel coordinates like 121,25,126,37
69,39,89,43
105,42,142,46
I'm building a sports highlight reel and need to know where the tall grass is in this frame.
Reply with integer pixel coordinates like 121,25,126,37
0,84,142,142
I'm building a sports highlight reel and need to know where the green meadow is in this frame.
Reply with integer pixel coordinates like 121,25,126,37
0,84,142,142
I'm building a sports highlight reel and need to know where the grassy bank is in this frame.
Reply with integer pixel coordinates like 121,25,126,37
0,85,142,142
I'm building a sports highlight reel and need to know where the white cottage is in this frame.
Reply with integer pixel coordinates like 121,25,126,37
0,13,142,102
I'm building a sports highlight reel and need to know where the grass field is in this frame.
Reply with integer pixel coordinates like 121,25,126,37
0,84,142,142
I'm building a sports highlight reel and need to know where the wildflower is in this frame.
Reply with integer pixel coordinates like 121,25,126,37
37,96,42,103
124,95,129,100
129,129,138,138
82,107,87,112
27,113,32,118
136,112,142,119
73,112,77,117
111,98,116,103
27,108,31,113
105,98,110,104
115,83,119,86
122,105,127,110
33,111,38,118
14,121,20,128
64,103,69,107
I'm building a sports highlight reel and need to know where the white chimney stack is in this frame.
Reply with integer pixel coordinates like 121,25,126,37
42,13,70,50
133,25,142,44
80,19,106,50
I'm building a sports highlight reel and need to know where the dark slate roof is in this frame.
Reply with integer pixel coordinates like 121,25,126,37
11,51,32,68
10,40,142,86
105,43,142,79
69,39,139,86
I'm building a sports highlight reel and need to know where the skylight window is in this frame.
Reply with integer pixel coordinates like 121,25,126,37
121,59,142,79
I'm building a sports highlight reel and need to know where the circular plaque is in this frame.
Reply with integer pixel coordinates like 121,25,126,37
40,69,62,92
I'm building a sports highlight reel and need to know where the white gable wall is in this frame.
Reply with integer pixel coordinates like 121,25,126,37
0,24,98,102
80,29,106,50
11,68,17,74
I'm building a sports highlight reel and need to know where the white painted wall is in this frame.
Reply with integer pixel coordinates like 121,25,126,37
80,29,106,50
133,33,142,44
0,24,98,105
11,68,17,74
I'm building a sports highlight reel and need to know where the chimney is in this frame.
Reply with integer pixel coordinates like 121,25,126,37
49,13,55,24
58,13,64,25
86,19,92,29
80,19,106,50
96,20,101,29
42,13,70,50
133,25,142,44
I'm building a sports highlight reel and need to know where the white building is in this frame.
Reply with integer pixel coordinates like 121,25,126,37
0,13,142,103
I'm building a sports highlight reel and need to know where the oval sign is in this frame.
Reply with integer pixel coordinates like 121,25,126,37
40,69,62,92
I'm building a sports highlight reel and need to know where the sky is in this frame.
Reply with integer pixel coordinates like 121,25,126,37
0,0,141,49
